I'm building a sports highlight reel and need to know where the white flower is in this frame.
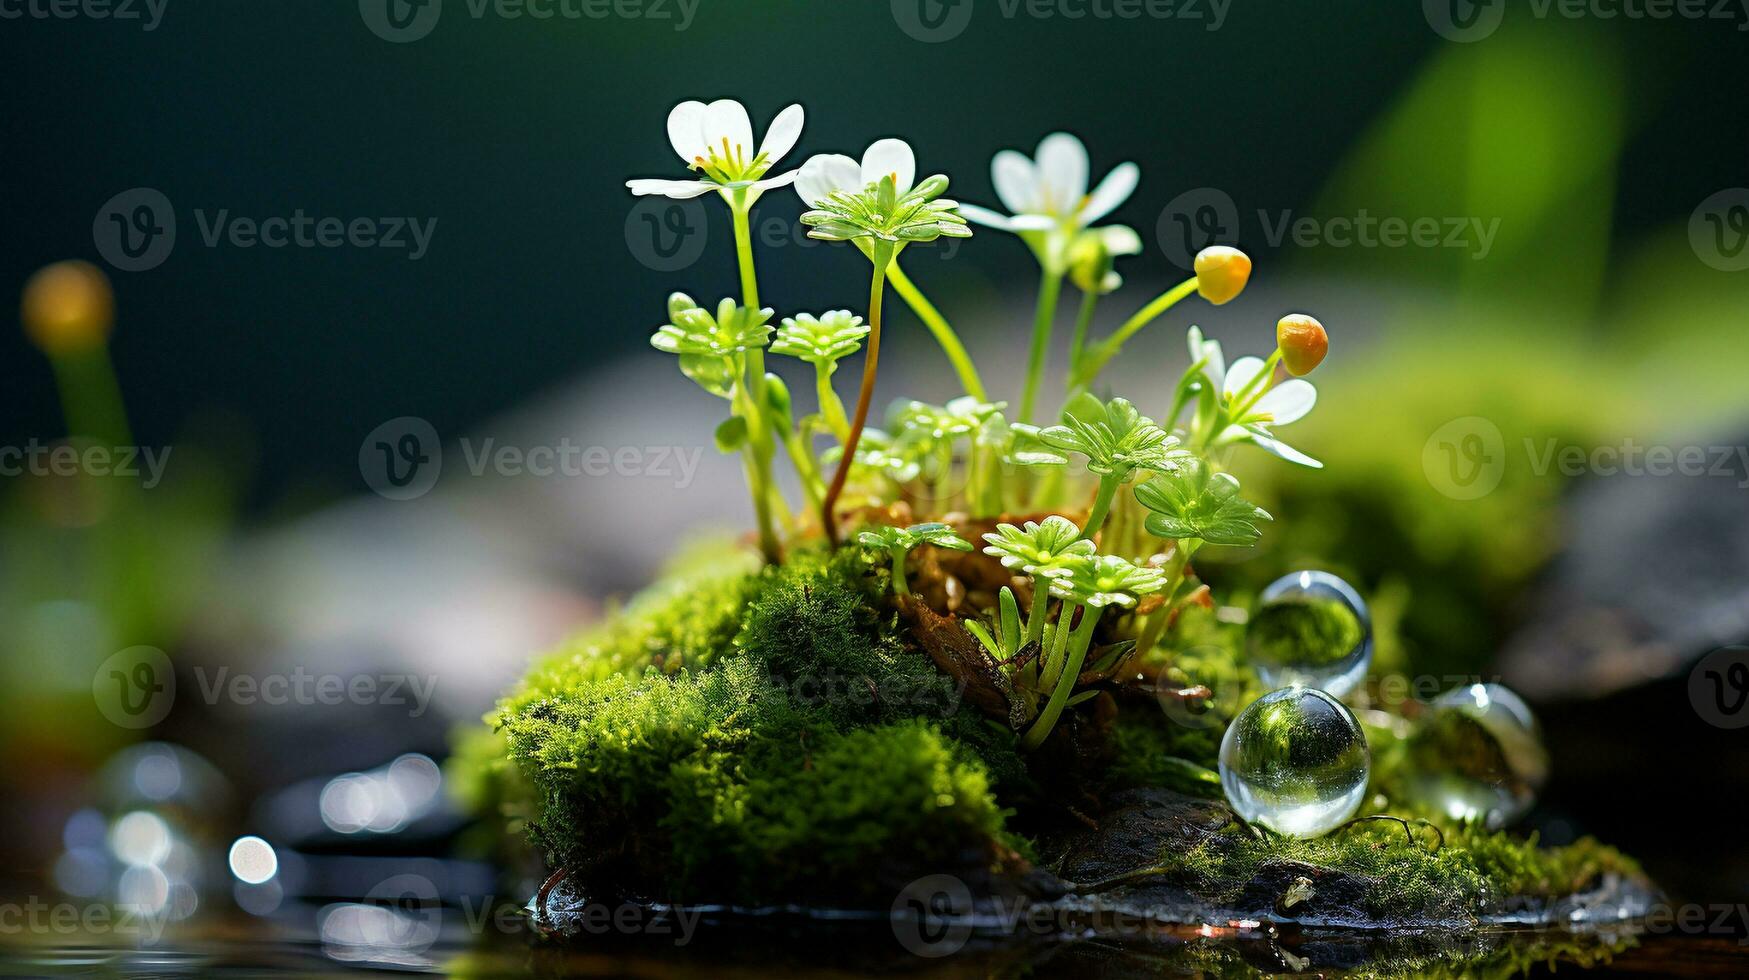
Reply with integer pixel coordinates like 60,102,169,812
958,132,1139,267
627,99,805,200
1187,326,1322,468
793,138,918,206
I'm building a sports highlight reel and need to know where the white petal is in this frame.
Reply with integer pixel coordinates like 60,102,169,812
958,203,1017,231
1034,132,1089,214
1247,427,1323,468
700,99,754,163
860,138,915,196
992,150,1040,215
1080,162,1139,224
750,169,800,192
1097,224,1143,255
1223,356,1266,399
1008,213,1058,231
758,103,804,163
795,153,861,206
1254,379,1317,425
665,100,709,162
627,178,717,199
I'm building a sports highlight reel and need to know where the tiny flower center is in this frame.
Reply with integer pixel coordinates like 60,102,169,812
692,137,769,184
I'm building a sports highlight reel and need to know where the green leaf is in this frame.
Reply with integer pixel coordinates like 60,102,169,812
1046,554,1166,609
679,353,736,399
771,311,868,367
1134,457,1274,547
980,516,1095,578
714,415,749,453
1039,396,1187,477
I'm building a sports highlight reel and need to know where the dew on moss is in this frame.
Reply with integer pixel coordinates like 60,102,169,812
1219,687,1370,838
1404,683,1548,829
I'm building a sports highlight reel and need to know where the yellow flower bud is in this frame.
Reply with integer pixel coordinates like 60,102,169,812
1193,246,1251,306
1276,313,1328,376
21,261,114,356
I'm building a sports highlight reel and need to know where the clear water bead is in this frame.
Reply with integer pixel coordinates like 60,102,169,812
1404,683,1548,829
1247,570,1373,699
1220,687,1370,837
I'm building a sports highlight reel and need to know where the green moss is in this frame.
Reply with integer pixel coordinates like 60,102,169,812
466,537,1638,925
488,543,1022,902
1161,819,1639,922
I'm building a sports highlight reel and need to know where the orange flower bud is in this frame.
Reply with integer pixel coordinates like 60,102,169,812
1193,246,1251,306
21,261,114,356
1276,313,1328,376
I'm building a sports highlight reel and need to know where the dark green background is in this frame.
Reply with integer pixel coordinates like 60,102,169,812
1,1,1743,507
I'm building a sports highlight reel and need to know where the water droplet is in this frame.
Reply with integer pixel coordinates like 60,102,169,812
1220,687,1370,837
1247,571,1372,698
1404,683,1548,828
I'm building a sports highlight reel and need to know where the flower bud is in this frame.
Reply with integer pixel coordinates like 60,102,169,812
1276,313,1328,376
1193,246,1251,306
21,261,113,356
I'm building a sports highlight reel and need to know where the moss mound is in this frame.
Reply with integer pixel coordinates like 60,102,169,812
462,540,1641,922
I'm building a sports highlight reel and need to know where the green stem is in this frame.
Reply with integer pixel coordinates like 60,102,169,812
1023,605,1104,750
729,203,781,563
1019,269,1064,423
1066,285,1101,389
890,547,910,596
1026,578,1050,648
887,263,987,401
1073,275,1199,388
51,346,133,447
1042,601,1075,689
820,263,887,546
815,364,849,442
1080,472,1123,542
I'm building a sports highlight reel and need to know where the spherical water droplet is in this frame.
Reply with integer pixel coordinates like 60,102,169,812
1220,687,1370,837
1247,571,1372,698
1404,683,1548,828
